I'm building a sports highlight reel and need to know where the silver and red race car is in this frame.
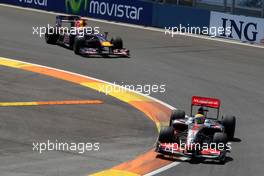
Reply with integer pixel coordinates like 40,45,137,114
156,96,236,163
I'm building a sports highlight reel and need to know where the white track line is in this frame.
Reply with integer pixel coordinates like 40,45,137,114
0,56,179,175
144,157,188,176
0,3,264,49
144,162,180,176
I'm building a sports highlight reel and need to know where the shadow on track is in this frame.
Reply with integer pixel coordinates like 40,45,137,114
232,137,242,143
187,156,234,165
156,153,234,165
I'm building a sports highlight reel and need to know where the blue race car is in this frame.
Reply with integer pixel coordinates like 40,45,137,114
45,15,130,57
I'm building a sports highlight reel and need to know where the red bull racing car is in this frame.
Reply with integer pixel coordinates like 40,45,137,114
44,15,130,57
156,96,236,163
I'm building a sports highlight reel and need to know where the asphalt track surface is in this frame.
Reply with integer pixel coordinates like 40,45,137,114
0,5,264,176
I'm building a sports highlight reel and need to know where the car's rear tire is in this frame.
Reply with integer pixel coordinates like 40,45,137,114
169,110,185,126
45,28,58,44
222,115,236,140
111,36,123,49
73,37,85,55
158,127,174,143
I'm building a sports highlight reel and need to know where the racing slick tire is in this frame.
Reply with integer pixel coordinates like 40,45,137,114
111,36,123,49
158,127,174,143
73,37,85,55
69,35,76,50
45,28,59,44
213,132,228,147
222,115,236,140
213,132,228,163
169,110,185,126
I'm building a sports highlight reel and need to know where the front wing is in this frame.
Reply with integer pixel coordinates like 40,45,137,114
79,47,130,57
156,142,226,160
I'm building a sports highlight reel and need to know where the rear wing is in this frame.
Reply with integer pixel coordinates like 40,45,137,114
191,96,221,119
192,96,220,108
55,15,81,27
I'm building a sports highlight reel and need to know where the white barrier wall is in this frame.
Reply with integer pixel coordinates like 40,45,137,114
210,11,264,45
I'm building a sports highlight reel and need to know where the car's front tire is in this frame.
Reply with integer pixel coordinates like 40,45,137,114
73,37,85,55
111,36,123,49
158,126,174,143
213,132,228,148
69,35,76,50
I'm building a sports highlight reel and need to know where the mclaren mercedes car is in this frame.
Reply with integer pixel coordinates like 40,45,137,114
156,96,236,163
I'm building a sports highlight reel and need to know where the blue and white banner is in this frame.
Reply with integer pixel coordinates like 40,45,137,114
56,0,153,26
0,0,49,10
0,0,153,26
210,11,264,44
85,0,153,26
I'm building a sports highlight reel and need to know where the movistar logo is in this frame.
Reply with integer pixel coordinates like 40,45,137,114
65,0,88,13
89,0,143,20
19,0,48,7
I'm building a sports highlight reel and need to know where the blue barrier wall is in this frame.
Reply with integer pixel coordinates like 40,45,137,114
0,0,50,10
152,3,210,29
0,0,210,29
55,0,153,26
86,0,153,26
0,0,153,26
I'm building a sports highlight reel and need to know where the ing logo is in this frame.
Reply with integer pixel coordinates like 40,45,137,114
65,0,88,14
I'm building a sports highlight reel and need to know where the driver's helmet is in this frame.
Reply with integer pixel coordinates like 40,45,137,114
194,114,205,124
197,107,205,115
75,20,86,28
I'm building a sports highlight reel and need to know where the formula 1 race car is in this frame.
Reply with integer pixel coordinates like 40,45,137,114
44,15,130,57
156,96,236,163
